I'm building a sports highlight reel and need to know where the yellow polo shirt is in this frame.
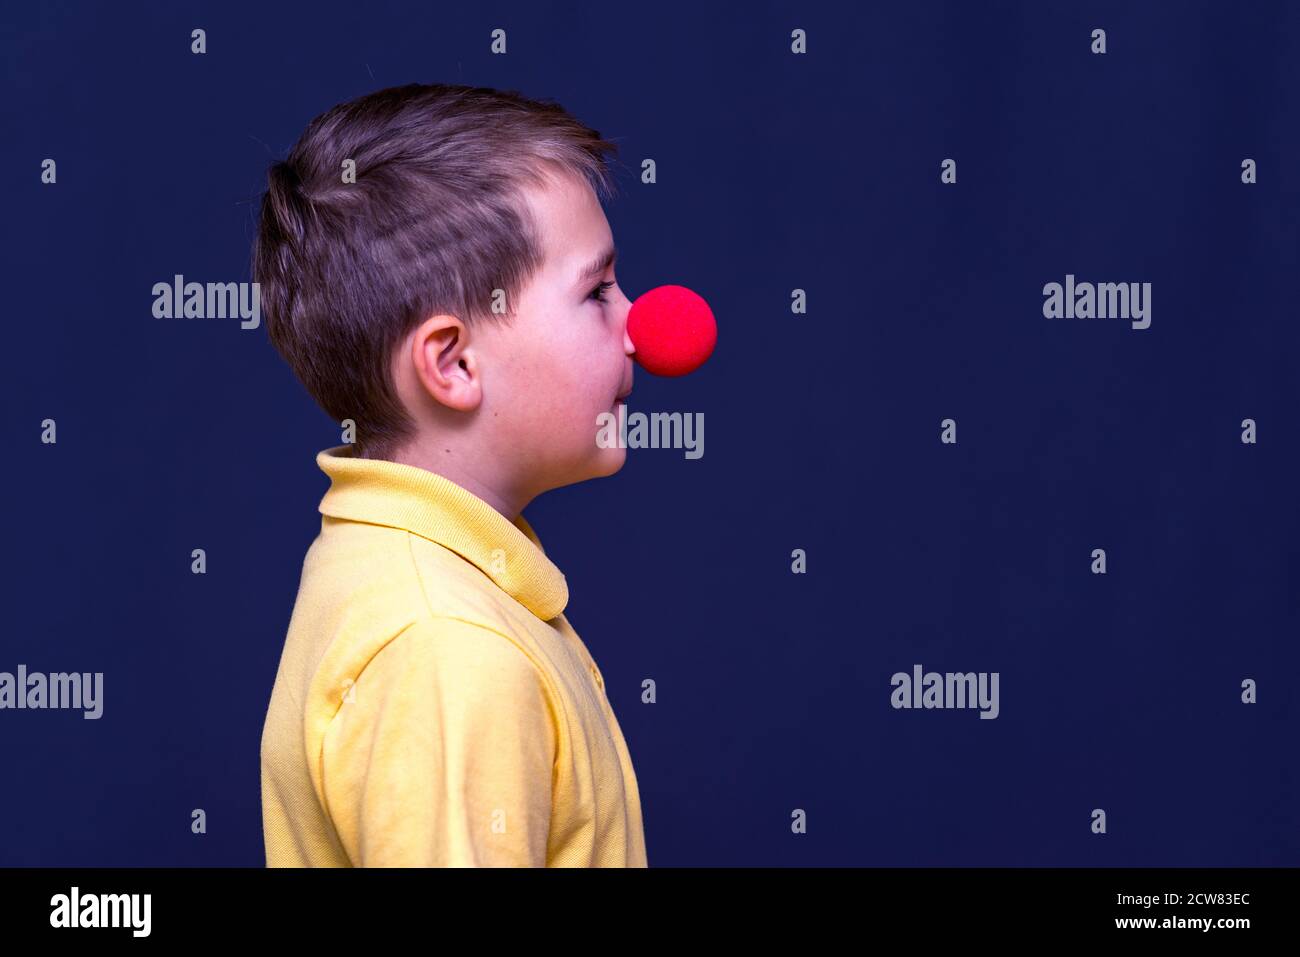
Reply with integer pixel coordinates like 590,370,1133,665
259,444,648,867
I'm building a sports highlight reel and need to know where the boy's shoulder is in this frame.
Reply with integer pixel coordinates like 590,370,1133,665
283,444,574,698
309,443,569,626
297,515,548,664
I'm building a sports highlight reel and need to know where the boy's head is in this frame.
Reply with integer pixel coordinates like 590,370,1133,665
253,83,636,513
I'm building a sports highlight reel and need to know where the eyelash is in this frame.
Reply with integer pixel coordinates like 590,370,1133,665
588,280,615,303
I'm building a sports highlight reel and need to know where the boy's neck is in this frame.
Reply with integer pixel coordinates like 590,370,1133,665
388,440,529,523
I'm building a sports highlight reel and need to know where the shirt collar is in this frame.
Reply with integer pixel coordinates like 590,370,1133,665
315,444,568,621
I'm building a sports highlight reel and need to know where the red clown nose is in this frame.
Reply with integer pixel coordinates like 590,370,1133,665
626,285,717,377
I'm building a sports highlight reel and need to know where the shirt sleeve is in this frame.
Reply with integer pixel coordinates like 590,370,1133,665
319,616,559,866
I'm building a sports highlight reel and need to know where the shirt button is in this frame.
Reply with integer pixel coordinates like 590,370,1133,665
589,665,604,689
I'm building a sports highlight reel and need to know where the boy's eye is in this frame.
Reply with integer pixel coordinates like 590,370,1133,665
588,280,615,304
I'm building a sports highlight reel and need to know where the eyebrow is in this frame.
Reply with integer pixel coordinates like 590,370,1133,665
574,245,618,288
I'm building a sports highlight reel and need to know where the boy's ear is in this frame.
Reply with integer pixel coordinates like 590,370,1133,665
408,313,482,412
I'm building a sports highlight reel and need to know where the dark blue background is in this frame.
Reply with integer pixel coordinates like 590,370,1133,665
2,0,1296,866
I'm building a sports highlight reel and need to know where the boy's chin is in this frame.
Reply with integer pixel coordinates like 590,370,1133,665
544,446,626,494
590,444,628,477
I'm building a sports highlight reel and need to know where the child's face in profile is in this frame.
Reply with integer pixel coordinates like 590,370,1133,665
479,168,636,494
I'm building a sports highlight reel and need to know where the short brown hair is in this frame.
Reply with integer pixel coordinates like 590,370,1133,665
252,83,620,460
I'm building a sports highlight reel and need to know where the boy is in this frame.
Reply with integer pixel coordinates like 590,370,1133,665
254,83,646,867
